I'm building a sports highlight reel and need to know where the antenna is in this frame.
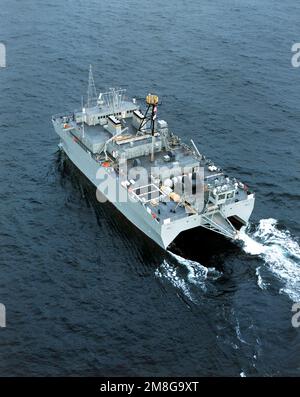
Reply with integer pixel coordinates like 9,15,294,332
190,139,201,159
81,95,85,138
99,88,126,113
87,64,98,108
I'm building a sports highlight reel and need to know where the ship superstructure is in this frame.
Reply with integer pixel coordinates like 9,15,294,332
52,66,255,249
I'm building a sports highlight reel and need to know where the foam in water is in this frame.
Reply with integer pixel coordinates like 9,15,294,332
255,267,268,290
239,219,300,302
169,251,222,281
155,251,222,302
235,317,247,344
155,260,195,302
239,229,266,255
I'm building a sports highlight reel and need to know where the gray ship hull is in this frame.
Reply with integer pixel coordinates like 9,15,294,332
54,121,255,250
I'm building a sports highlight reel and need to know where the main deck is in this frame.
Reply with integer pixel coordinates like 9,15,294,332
52,81,255,245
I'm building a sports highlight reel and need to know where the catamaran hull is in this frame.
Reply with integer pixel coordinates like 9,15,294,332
54,122,255,249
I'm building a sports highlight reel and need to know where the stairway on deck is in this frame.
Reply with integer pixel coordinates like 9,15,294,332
202,211,236,239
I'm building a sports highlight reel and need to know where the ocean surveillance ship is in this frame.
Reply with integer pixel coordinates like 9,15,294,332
52,66,255,250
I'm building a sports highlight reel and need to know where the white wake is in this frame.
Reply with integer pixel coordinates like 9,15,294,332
156,218,300,302
155,251,222,302
239,218,300,302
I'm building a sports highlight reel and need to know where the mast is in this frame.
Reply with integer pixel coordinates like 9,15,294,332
137,94,159,162
147,94,159,162
87,64,97,108
81,95,85,138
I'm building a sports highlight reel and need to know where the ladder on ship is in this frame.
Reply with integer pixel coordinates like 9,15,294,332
201,209,237,239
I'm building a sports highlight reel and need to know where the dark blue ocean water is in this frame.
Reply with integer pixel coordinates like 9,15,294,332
0,0,300,376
